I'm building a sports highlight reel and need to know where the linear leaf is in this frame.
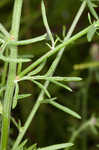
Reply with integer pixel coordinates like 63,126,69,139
48,100,81,119
29,76,82,82
41,0,54,45
17,94,32,100
11,34,47,46
28,61,46,76
0,23,10,37
27,144,37,150
31,80,51,98
38,143,73,150
0,42,7,54
87,24,96,42
0,55,31,63
42,97,57,103
90,125,98,135
11,117,20,131
88,12,92,24
50,80,72,92
12,83,19,109
19,54,34,59
0,101,3,114
17,139,28,150
87,0,99,20
0,86,6,96
0,38,4,44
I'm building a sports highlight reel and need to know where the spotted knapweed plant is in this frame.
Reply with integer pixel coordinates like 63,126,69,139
0,0,99,150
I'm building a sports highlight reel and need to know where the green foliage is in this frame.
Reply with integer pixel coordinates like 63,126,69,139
0,0,99,150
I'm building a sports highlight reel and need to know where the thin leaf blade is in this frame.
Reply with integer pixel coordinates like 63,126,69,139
38,143,73,150
87,25,96,42
50,80,72,92
12,83,19,109
49,100,81,119
32,80,51,98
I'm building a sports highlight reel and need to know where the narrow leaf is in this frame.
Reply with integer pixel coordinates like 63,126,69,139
90,125,98,135
17,94,32,100
87,25,96,42
88,12,92,24
0,42,7,54
0,55,31,63
0,38,4,44
19,54,34,59
17,139,28,150
11,34,47,46
17,62,22,74
49,100,81,119
0,86,6,96
38,143,73,150
50,80,72,92
41,0,54,45
62,25,66,38
28,61,46,76
12,83,19,109
87,0,99,20
0,23,10,37
0,101,3,114
27,144,37,150
32,76,82,82
11,117,20,131
32,80,51,98
42,97,57,103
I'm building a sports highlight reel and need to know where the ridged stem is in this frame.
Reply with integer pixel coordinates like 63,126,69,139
1,0,23,150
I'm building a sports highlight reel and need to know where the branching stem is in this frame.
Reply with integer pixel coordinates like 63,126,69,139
1,0,23,150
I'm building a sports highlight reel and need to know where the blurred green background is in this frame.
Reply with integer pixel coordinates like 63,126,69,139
0,0,99,150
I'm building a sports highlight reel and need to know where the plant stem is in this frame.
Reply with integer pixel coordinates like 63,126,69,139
19,6,99,78
65,116,97,150
10,33,47,46
12,1,86,149
81,69,92,150
1,0,23,150
0,23,10,37
64,0,86,40
1,49,9,88
69,120,90,143
11,81,48,150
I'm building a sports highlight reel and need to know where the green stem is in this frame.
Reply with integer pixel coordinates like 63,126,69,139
1,0,23,150
0,49,8,98
10,33,47,46
12,1,86,149
66,117,98,150
81,69,92,150
65,119,93,150
11,82,47,150
69,120,90,143
19,14,99,78
64,0,86,40
0,23,10,37
1,49,9,88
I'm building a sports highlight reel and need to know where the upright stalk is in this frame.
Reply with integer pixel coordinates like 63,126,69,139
1,0,23,150
12,1,86,149
81,69,92,150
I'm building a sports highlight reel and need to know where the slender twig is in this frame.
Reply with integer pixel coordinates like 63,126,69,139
18,18,99,78
0,23,10,37
11,1,87,149
65,117,95,150
1,0,23,150
9,33,47,46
